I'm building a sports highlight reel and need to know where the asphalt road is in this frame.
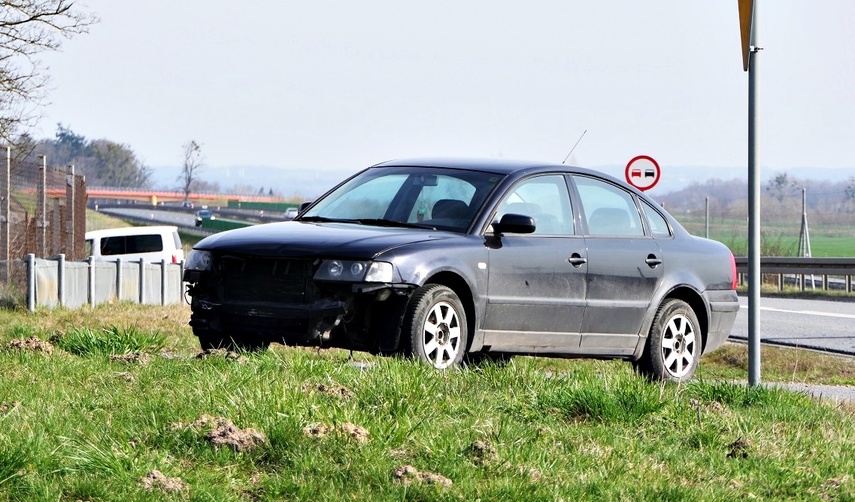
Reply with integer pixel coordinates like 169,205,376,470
99,207,198,228
730,296,855,355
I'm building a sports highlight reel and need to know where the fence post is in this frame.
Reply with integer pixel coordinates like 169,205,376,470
161,259,167,305
88,256,95,308
52,199,61,256
37,155,47,258
1,146,9,281
26,253,36,312
66,165,75,258
58,254,66,307
138,259,145,305
116,258,123,302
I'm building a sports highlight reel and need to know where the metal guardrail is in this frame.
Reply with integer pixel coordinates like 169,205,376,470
734,257,855,293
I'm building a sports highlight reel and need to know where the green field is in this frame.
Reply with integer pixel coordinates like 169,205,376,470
676,216,855,257
0,303,854,500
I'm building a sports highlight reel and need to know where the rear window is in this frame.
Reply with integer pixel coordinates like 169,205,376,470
100,234,164,256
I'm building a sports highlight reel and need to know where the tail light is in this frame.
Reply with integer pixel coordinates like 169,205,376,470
172,254,178,264
729,252,738,290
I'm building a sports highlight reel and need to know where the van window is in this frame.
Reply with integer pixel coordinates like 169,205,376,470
101,234,164,256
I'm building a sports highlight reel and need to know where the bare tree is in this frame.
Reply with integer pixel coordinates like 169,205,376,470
178,140,204,203
0,1,97,143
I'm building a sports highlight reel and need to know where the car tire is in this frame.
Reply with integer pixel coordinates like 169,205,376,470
639,299,703,383
403,284,468,369
197,332,269,353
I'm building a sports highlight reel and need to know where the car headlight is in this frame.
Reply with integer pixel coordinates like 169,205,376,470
185,250,212,271
314,260,394,282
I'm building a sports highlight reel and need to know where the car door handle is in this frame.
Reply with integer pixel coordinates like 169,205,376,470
645,254,662,268
568,253,587,268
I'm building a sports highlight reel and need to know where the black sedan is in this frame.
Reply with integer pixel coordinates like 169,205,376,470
183,158,739,382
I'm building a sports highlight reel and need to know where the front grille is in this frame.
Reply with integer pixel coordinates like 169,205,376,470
216,255,312,303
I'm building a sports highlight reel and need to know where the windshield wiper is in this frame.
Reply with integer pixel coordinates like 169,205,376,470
354,218,435,230
300,216,350,223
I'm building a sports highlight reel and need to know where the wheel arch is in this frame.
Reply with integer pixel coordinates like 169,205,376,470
661,286,710,352
422,271,477,351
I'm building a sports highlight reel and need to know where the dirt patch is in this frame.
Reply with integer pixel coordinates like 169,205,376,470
521,466,543,481
195,349,247,363
140,469,188,493
466,440,498,464
727,437,750,459
0,401,21,414
303,423,332,438
4,336,54,354
110,352,153,365
340,422,369,443
304,382,354,399
170,415,266,452
204,419,266,452
690,399,725,413
303,422,369,443
393,465,452,488
114,372,135,382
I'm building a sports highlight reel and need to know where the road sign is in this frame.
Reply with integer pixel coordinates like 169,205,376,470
738,0,755,71
624,155,660,191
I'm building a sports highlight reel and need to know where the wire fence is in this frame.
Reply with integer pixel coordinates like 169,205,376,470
1,147,88,290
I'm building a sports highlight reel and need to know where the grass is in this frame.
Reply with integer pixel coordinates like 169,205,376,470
0,303,854,500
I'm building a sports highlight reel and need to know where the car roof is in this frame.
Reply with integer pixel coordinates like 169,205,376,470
85,226,178,239
371,157,604,177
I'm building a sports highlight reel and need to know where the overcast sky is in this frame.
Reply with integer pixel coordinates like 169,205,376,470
35,1,855,181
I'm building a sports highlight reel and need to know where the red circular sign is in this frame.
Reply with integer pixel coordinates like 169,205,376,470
624,155,661,191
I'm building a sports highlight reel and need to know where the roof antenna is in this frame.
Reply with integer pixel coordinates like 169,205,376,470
562,129,587,164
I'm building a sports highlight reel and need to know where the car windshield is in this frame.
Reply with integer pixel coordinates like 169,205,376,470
303,166,504,232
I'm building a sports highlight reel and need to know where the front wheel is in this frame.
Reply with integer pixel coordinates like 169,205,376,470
402,284,468,369
638,299,703,383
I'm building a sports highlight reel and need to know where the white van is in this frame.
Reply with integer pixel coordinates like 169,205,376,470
85,226,185,264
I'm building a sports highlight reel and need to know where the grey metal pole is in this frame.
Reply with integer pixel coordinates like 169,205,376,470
705,196,710,239
27,253,36,312
138,259,146,305
747,0,762,386
161,259,167,306
58,253,66,307
88,256,95,308
116,258,123,301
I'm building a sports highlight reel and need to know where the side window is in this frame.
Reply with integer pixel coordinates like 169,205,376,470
129,234,164,253
641,200,671,238
495,175,574,235
573,176,644,237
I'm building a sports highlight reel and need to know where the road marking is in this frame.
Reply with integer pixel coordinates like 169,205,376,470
740,304,855,320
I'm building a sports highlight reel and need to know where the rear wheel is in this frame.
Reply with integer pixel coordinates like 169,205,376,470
402,284,468,369
639,299,702,383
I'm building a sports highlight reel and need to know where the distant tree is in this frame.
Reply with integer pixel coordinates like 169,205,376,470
0,1,97,143
766,173,797,203
90,139,151,188
14,124,150,187
193,179,221,194
178,140,204,203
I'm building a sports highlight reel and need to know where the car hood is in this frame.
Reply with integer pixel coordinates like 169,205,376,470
194,221,452,259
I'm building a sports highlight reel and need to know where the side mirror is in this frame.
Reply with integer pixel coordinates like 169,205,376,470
492,213,536,235
299,201,313,212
